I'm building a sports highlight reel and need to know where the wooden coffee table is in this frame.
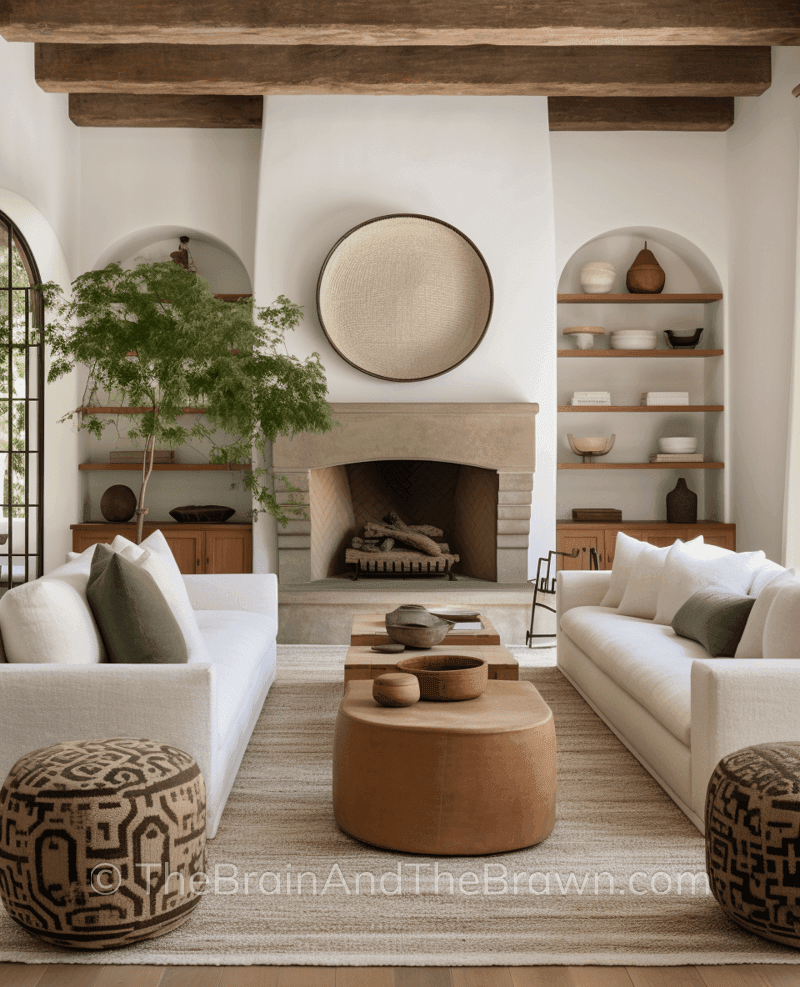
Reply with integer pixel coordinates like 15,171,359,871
350,612,500,647
345,643,519,684
333,679,557,855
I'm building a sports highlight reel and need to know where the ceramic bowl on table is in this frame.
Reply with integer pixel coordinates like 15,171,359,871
396,655,489,702
385,605,455,649
610,329,658,351
658,437,698,454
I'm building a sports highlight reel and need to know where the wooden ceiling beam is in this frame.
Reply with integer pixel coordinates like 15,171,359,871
2,0,799,46
68,94,263,127
548,96,735,130
35,44,771,97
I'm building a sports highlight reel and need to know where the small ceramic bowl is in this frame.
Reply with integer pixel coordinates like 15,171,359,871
570,437,609,454
372,672,420,708
659,437,698,454
579,262,615,294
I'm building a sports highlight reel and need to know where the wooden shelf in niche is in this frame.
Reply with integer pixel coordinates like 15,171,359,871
557,293,722,304
558,349,723,358
558,462,724,470
79,463,250,471
558,405,723,413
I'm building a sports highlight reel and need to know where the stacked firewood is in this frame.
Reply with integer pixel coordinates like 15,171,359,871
350,511,450,557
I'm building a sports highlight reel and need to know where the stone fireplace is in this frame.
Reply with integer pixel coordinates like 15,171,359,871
272,403,538,585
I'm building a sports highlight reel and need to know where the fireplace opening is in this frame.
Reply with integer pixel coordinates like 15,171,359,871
309,460,499,581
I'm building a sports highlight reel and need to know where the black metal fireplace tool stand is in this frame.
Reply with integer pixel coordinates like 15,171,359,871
525,547,598,647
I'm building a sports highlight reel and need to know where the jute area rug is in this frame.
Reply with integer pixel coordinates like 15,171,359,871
2,645,799,967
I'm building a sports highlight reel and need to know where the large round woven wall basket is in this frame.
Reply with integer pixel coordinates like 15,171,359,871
316,214,493,382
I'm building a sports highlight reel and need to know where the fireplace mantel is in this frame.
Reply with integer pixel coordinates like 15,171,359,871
273,403,538,585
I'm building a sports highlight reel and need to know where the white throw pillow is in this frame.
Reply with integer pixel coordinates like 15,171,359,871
111,529,184,585
763,580,800,660
736,568,799,659
616,538,698,620
0,571,105,664
654,542,767,626
749,559,788,597
116,543,209,664
600,532,651,609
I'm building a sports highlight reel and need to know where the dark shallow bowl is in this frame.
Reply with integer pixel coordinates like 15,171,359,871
396,654,489,701
664,328,704,349
169,505,236,524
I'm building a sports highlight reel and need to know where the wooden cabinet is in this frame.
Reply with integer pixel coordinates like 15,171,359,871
557,521,735,571
71,523,252,575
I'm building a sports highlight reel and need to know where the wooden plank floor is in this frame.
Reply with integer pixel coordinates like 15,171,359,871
1,967,798,987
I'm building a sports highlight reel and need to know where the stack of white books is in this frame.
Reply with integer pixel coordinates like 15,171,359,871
649,453,705,463
572,391,611,406
641,392,690,406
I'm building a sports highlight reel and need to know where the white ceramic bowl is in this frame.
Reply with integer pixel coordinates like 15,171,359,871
570,437,609,453
579,262,615,294
659,437,698,454
609,329,658,337
610,335,658,350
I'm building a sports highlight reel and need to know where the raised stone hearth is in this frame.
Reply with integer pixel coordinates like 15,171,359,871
273,403,538,643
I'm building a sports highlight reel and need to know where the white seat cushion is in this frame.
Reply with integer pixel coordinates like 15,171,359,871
560,606,709,745
736,567,800,659
195,609,277,750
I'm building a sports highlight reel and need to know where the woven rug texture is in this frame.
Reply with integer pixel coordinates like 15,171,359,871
1,645,798,966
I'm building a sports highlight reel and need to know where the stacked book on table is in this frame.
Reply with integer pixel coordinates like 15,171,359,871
641,392,690,406
110,450,175,465
571,391,611,406
649,453,704,463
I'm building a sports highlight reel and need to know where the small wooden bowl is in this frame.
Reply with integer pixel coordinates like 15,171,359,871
373,673,420,708
396,655,489,702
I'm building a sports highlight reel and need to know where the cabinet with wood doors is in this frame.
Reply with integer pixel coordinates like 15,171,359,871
70,523,253,575
556,521,736,571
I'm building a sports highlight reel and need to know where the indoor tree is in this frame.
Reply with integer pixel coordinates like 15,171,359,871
39,262,334,543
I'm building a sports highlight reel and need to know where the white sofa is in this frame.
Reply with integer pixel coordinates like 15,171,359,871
557,568,800,832
0,562,278,838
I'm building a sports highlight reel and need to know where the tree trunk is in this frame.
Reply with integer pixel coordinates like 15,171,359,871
135,433,155,544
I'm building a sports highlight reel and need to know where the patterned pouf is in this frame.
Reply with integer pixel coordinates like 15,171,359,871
706,742,800,948
0,737,206,950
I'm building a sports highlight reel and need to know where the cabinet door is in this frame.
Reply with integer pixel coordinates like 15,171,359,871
205,528,252,574
557,530,603,571
160,529,204,575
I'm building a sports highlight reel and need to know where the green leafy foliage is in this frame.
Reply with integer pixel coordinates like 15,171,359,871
38,262,334,526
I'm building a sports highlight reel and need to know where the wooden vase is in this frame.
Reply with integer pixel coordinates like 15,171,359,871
626,241,666,294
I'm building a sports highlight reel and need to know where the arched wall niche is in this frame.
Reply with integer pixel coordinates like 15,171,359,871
92,225,252,296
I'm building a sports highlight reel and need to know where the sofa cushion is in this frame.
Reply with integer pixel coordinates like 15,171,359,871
0,567,105,664
617,538,700,620
763,581,800,661
87,546,189,665
736,568,799,659
560,606,710,745
600,532,665,609
195,609,278,751
750,560,788,597
671,589,755,657
654,541,766,626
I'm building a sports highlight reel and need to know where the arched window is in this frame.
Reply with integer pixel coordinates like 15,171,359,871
0,211,44,586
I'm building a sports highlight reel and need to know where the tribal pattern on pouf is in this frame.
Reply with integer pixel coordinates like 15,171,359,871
0,737,206,950
706,742,800,948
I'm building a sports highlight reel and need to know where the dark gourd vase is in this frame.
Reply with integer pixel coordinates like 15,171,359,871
666,477,698,524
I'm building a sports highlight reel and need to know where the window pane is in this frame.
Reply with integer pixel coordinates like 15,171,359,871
0,222,8,289
11,237,31,288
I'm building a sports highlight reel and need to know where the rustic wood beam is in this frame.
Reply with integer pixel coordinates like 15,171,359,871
35,44,771,97
548,96,734,130
2,1,799,46
68,94,263,127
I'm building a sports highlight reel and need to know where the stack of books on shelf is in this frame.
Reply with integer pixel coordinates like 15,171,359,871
641,392,690,406
110,450,175,465
572,508,623,522
649,453,704,463
571,391,611,406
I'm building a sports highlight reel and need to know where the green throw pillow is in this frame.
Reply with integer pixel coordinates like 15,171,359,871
671,589,755,658
86,544,189,664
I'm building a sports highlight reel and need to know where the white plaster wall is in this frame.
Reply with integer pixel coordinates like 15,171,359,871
79,128,261,280
0,39,82,572
727,47,800,562
253,95,557,578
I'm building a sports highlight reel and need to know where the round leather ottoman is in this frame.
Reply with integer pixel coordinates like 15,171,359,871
333,679,556,855
706,742,800,948
0,737,206,950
